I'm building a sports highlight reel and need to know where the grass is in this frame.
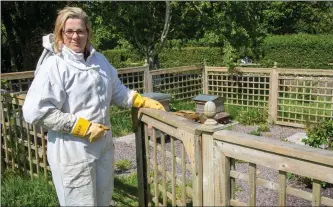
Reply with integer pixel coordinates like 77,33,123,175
115,159,133,172
169,100,196,112
110,106,132,137
113,172,139,206
1,170,59,206
1,169,139,206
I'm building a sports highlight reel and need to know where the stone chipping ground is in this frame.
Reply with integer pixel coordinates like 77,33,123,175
113,124,333,206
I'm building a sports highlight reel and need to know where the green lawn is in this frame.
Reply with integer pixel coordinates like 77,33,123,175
1,169,139,206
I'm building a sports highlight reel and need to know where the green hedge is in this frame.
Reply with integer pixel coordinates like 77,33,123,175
101,49,144,68
102,34,333,69
159,47,224,68
260,34,333,69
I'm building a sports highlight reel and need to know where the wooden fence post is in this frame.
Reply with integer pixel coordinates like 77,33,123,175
268,62,279,124
202,62,208,94
132,108,148,207
143,61,150,93
198,101,230,206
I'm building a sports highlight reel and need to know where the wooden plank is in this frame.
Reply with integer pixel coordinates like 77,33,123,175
221,152,231,206
161,133,167,206
144,124,152,206
25,122,33,178
181,144,186,206
33,125,39,175
149,65,202,75
117,66,146,74
215,141,333,183
202,132,215,206
1,71,35,80
249,163,257,206
2,102,9,170
153,128,159,206
40,127,47,179
214,144,223,206
278,68,333,75
278,171,287,206
213,130,333,167
171,137,176,206
230,159,236,200
312,179,321,206
140,110,201,136
192,135,203,207
275,121,306,128
133,109,147,207
202,65,208,94
268,69,278,123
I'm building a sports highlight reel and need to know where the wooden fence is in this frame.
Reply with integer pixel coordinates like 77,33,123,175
133,104,333,206
2,64,332,127
1,64,332,176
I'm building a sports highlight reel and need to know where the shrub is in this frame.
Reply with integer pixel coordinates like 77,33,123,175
248,130,261,136
236,108,268,125
303,119,333,149
258,123,270,132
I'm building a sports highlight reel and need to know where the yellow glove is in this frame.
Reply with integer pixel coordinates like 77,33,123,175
71,118,110,142
132,93,166,111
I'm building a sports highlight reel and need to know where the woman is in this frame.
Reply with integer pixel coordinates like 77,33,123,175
22,6,164,206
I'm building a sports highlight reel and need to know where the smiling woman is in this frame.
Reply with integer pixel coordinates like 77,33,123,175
62,18,88,53
21,6,165,207
53,7,92,58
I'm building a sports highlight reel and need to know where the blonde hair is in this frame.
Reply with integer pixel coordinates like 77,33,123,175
53,6,92,53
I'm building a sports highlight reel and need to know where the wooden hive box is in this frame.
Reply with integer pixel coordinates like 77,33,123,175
192,94,224,114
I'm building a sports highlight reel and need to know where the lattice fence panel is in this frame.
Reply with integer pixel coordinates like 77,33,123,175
2,78,34,93
152,69,203,101
207,70,271,109
277,73,333,124
1,93,50,179
118,70,145,94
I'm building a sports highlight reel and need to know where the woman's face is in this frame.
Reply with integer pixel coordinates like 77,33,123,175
62,18,88,53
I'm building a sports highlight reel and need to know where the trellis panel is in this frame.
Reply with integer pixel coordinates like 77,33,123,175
276,72,333,126
150,65,204,101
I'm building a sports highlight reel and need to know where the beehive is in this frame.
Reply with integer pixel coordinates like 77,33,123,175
192,94,224,114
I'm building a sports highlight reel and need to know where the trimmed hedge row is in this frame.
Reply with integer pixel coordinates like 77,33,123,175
102,34,333,69
101,49,144,68
159,47,224,68
260,34,333,69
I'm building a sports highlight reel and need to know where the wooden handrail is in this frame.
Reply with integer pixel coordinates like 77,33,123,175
213,130,333,167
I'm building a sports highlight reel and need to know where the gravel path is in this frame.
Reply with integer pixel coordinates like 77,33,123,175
113,124,333,206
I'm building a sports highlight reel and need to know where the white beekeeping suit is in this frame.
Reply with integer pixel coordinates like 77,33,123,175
23,34,136,206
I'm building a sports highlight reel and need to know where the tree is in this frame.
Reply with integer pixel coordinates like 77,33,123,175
200,2,268,65
263,1,333,34
87,1,172,69
1,1,70,72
